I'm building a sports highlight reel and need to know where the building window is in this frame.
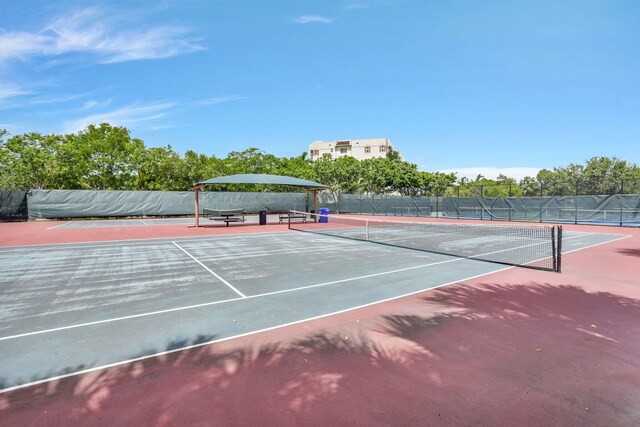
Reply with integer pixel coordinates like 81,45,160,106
364,146,371,154
339,148,348,154
379,146,387,153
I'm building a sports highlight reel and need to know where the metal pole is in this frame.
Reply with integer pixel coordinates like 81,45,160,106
313,190,318,221
480,185,484,220
194,185,200,227
556,226,562,273
575,181,579,225
619,194,624,227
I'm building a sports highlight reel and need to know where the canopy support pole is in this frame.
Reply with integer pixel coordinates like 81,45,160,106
194,185,201,227
313,190,318,222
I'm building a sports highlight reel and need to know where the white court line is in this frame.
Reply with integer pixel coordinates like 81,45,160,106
139,219,150,225
562,234,631,255
0,232,632,394
0,256,465,343
171,241,246,298
0,231,289,252
0,265,512,395
46,222,71,230
0,231,626,344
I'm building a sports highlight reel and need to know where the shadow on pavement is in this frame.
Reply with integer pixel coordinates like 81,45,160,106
2,283,640,426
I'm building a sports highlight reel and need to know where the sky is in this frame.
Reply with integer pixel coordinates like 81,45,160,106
1,0,638,180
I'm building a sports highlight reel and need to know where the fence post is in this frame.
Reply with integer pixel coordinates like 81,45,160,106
574,181,579,224
479,185,484,220
539,183,543,222
619,194,624,227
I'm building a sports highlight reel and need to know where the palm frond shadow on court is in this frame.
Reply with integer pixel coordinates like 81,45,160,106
618,247,640,258
2,283,640,426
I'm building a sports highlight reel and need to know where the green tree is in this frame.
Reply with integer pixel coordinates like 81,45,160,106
67,123,145,190
360,158,394,194
535,157,640,195
183,151,226,187
390,161,423,196
519,176,541,196
135,145,186,190
225,148,280,175
276,153,315,190
581,156,639,195
0,129,10,188
385,147,402,162
312,155,362,210
0,132,64,189
421,171,457,196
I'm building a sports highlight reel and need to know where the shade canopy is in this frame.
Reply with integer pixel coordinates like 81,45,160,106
197,174,328,190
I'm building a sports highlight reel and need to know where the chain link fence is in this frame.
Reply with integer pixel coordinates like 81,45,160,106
449,178,640,197
2,178,640,227
316,192,640,227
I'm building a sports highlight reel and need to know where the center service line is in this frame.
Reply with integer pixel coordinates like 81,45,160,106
172,241,247,298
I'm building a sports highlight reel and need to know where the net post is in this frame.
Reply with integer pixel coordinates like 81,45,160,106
556,226,562,273
551,226,557,272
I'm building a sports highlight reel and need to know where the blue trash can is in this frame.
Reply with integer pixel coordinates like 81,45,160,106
318,208,330,223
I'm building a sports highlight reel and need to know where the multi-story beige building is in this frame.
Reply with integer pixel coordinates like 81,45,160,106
308,138,401,161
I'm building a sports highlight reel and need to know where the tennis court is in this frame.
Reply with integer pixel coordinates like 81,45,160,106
0,215,638,425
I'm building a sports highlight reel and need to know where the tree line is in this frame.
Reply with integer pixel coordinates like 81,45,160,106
457,157,640,197
1,124,639,196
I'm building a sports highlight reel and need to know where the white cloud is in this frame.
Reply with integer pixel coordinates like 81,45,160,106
62,102,175,133
0,82,30,101
0,31,51,61
345,3,368,10
0,7,204,65
196,95,246,106
438,167,541,181
294,15,334,24
82,99,112,110
29,91,94,105
0,88,107,110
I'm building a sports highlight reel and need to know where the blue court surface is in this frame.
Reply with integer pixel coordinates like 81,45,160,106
0,229,626,392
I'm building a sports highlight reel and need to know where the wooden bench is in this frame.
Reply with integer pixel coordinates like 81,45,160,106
279,211,308,224
203,208,245,226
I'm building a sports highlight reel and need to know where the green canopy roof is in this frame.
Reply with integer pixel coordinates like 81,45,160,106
197,174,328,190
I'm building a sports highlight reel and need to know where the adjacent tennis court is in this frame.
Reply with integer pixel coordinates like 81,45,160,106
0,218,625,392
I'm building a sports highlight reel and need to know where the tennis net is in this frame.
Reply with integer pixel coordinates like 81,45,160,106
288,210,562,272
